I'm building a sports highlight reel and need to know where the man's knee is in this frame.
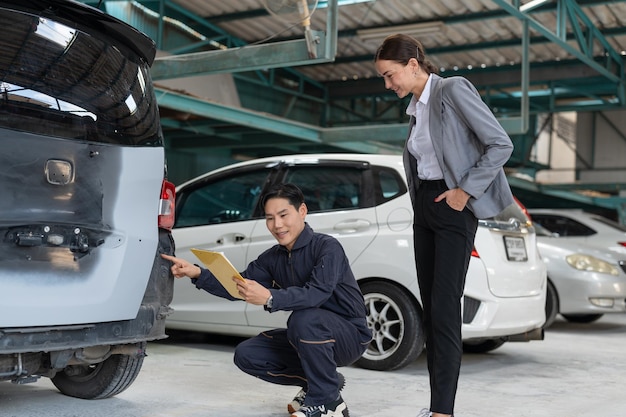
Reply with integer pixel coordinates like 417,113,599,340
287,308,330,341
233,338,255,371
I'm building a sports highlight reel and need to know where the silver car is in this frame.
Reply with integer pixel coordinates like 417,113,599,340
532,219,626,327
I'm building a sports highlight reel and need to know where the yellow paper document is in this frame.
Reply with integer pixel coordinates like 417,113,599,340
190,248,245,299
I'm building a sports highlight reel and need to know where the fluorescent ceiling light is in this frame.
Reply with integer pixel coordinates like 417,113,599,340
357,21,444,41
520,0,551,12
318,0,375,7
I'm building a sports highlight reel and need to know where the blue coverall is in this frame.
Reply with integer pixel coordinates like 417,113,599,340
192,223,372,406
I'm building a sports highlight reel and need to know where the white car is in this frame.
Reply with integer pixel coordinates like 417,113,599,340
168,154,546,371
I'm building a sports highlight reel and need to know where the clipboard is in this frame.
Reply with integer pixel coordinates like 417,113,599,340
190,248,245,299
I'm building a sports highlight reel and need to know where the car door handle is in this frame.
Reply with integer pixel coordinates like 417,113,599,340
216,234,247,244
333,219,371,233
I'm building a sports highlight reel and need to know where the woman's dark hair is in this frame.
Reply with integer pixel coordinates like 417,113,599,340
260,183,305,213
374,33,439,75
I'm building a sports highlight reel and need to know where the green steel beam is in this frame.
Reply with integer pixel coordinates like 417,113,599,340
544,181,626,193
150,0,339,80
151,34,330,80
156,87,408,152
156,88,321,142
491,0,623,84
319,124,408,143
160,118,217,136
486,0,625,132
508,175,626,212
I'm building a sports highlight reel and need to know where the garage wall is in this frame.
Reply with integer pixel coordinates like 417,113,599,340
534,113,578,184
534,110,626,185
576,110,626,183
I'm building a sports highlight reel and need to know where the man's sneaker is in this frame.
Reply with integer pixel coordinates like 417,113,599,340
287,389,307,414
289,395,349,417
287,373,346,414
416,408,432,417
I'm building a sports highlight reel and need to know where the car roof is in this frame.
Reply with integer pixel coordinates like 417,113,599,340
176,153,405,190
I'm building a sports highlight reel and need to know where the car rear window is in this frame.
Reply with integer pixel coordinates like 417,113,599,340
530,214,595,237
284,166,363,212
0,9,161,146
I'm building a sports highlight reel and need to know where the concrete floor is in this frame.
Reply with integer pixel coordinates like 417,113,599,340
2,314,626,417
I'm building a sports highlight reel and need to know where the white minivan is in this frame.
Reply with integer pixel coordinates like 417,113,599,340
168,154,546,371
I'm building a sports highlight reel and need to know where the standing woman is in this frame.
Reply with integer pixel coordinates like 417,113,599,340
374,34,515,417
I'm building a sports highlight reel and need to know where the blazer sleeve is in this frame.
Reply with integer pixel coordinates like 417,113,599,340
442,77,513,201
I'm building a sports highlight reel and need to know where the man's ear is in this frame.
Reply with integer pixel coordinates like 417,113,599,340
299,202,308,218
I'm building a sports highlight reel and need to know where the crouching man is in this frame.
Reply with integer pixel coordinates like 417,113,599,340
162,183,372,417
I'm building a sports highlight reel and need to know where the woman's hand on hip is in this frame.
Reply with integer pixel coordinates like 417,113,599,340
435,188,470,212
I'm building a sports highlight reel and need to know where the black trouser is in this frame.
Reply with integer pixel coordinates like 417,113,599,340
413,179,478,415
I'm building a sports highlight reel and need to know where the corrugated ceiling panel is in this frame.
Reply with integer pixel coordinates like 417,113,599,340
164,0,626,84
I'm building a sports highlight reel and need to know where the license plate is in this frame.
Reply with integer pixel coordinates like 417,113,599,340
503,236,527,261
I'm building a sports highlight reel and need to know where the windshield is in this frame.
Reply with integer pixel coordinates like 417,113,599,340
0,9,161,146
591,215,626,233
533,222,555,237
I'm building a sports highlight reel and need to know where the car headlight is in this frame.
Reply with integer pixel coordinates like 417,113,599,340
565,254,619,276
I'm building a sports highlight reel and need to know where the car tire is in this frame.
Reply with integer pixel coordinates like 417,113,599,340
462,338,507,353
561,313,604,323
51,343,146,399
355,281,424,371
543,279,559,329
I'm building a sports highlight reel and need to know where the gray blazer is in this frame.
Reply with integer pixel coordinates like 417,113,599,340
403,74,515,219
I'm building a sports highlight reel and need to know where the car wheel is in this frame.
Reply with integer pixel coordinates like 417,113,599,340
543,279,559,329
355,281,424,371
462,338,507,353
561,313,604,323
51,343,146,399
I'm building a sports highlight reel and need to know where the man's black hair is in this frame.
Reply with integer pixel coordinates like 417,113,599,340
260,183,305,213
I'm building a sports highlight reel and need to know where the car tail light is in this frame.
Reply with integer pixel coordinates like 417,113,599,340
513,196,532,224
158,180,176,230
471,247,480,258
619,242,626,247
